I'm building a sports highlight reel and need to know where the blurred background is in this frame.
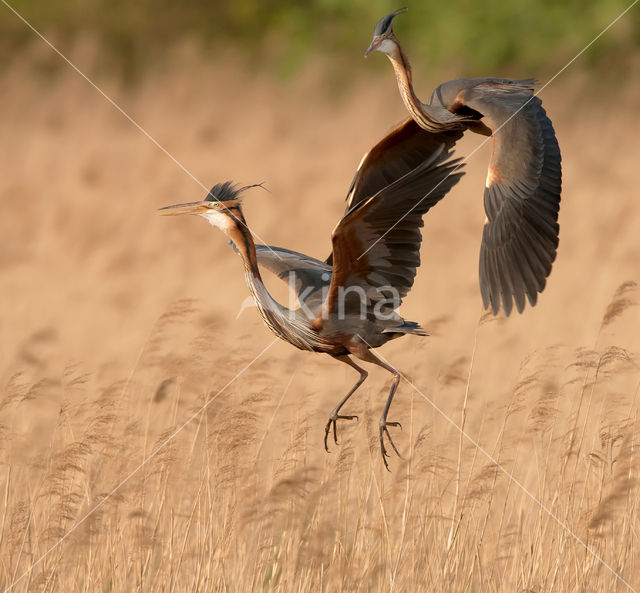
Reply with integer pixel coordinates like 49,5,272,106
1,2,640,592
3,0,640,78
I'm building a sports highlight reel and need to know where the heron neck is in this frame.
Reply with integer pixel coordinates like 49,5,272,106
226,214,283,320
226,212,315,350
387,42,443,132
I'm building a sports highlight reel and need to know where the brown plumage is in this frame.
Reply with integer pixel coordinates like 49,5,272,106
160,130,464,469
158,11,562,468
366,8,562,315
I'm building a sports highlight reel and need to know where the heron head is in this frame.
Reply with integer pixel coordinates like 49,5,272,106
364,8,407,58
158,181,261,232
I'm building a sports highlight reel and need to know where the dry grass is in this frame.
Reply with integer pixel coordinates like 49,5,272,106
1,48,640,592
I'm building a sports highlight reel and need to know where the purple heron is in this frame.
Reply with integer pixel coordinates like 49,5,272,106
160,125,463,469
159,11,562,468
366,8,562,316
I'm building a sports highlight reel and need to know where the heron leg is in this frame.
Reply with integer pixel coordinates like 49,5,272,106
324,355,368,452
353,348,402,471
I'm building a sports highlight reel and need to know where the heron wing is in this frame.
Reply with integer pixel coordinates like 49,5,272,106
439,78,562,315
325,118,462,267
254,244,331,309
324,147,464,315
344,117,463,212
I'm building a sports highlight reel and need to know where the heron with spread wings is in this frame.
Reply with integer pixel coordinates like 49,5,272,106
159,10,562,468
366,8,562,316
160,128,464,469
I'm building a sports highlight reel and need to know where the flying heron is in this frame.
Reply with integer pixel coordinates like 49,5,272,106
366,8,562,316
160,127,465,469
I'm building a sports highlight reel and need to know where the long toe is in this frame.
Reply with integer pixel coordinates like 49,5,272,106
378,421,402,470
324,414,359,452
323,419,333,452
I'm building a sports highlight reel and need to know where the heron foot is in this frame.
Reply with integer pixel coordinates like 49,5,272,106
379,420,402,471
324,413,359,452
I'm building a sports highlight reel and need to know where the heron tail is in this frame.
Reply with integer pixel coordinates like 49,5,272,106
382,321,428,337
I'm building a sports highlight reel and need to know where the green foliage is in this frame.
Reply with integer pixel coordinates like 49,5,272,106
1,0,638,75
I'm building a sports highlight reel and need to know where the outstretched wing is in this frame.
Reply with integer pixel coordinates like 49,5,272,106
254,244,331,310
324,147,464,315
344,117,463,212
326,118,462,266
255,120,463,314
439,78,562,315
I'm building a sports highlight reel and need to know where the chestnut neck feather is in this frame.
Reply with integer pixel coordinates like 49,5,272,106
386,39,445,133
225,209,318,351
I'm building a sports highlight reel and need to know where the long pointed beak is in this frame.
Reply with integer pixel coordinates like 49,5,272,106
157,201,211,216
364,36,382,58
